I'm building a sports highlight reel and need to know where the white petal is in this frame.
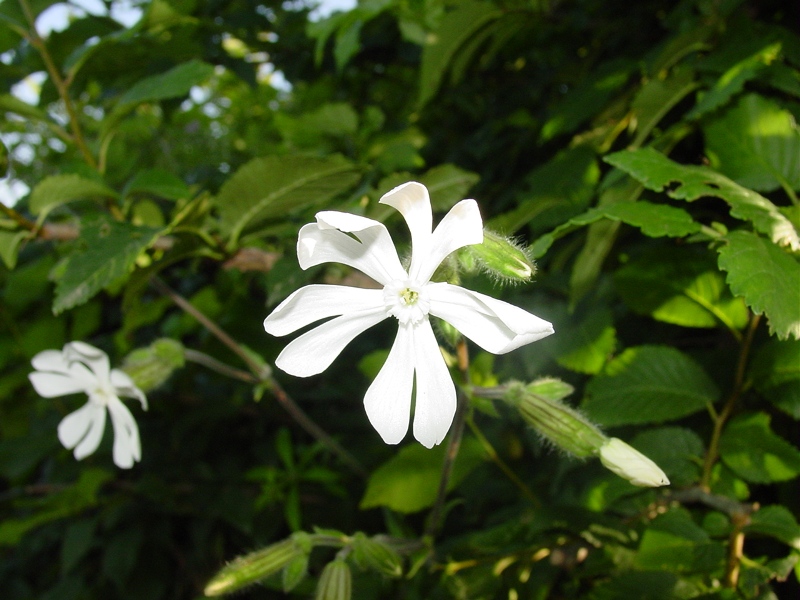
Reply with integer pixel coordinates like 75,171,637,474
275,308,387,377
110,369,148,409
297,214,406,285
58,401,106,460
363,324,415,445
379,182,433,281
411,320,457,448
413,199,484,282
107,397,141,468
429,283,554,354
264,285,384,337
64,341,111,383
29,372,87,398
31,349,70,373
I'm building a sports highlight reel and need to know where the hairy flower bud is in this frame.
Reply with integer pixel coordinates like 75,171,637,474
315,559,352,600
204,538,304,596
599,438,670,487
504,380,606,458
460,229,536,283
121,338,184,392
351,533,403,578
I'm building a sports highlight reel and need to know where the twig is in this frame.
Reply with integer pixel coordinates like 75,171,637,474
183,349,258,384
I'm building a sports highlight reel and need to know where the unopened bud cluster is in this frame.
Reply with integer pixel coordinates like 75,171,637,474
499,380,669,487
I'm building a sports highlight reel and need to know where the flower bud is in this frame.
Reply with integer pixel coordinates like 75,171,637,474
351,533,403,578
315,559,352,600
204,538,304,596
599,438,669,487
121,338,184,392
460,230,536,283
504,380,605,458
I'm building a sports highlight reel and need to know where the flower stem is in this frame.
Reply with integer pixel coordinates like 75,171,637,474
700,312,761,489
151,276,367,477
425,338,471,539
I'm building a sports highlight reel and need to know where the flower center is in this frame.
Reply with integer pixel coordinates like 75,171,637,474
89,383,114,406
384,280,430,325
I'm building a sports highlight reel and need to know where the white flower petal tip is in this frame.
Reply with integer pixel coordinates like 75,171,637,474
264,181,554,448
599,438,670,487
30,342,147,468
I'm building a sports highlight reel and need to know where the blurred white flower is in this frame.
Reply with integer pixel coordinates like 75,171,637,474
29,341,148,469
599,437,670,487
264,182,554,448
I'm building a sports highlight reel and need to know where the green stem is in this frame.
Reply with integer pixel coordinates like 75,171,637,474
466,416,540,507
18,0,97,169
699,312,761,489
151,277,367,478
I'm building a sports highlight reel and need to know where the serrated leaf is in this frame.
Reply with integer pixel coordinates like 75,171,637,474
749,339,800,418
214,155,360,246
614,246,748,331
531,200,701,258
717,230,800,340
582,345,719,426
605,147,800,251
719,412,800,483
360,436,486,513
418,1,502,107
29,174,118,217
746,505,800,550
53,218,163,314
631,427,705,487
119,59,214,105
704,93,800,192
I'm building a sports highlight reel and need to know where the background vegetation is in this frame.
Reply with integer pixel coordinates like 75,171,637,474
1,0,799,598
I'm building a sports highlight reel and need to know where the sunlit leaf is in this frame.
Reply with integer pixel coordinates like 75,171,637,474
719,412,800,483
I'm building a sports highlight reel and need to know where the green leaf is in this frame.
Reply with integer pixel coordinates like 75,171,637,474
214,154,361,247
745,505,800,550
614,246,748,331
582,345,719,426
124,169,190,200
0,93,50,121
418,1,502,107
531,200,701,258
53,218,163,314
717,230,800,340
29,174,118,217
360,436,487,513
630,67,698,146
118,59,214,105
0,229,28,269
605,147,800,251
704,93,800,193
688,43,781,119
719,412,800,483
420,164,480,211
491,146,600,234
749,339,800,418
631,427,705,487
634,508,725,573
548,309,616,375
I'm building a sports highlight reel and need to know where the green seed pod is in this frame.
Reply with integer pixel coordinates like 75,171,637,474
504,380,606,458
315,559,352,600
121,338,184,392
204,538,304,596
461,229,536,283
351,533,403,578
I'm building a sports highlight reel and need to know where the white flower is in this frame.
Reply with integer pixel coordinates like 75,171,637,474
28,341,148,469
599,438,670,487
264,182,554,448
